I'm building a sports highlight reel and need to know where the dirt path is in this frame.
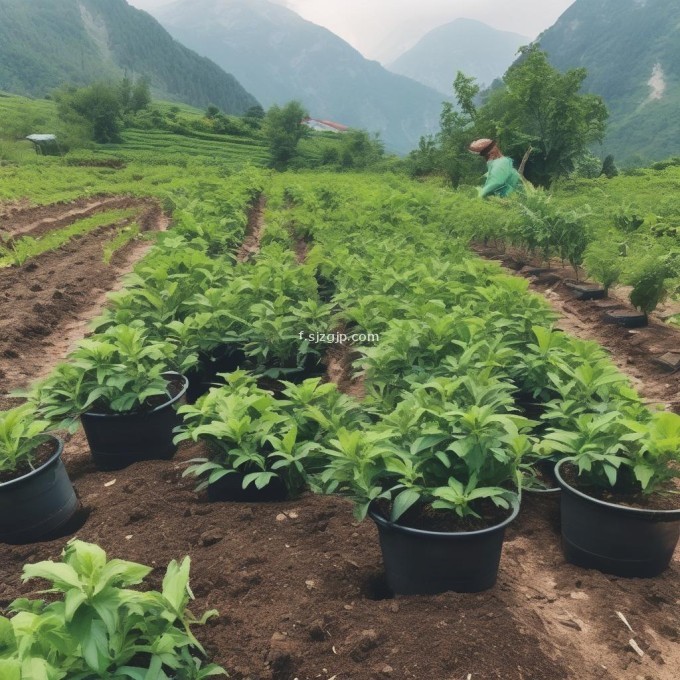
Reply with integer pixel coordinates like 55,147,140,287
0,198,168,397
473,246,680,414
237,196,266,263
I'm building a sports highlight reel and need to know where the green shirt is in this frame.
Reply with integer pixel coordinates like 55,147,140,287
479,157,522,198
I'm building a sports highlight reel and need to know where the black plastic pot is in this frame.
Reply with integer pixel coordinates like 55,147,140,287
368,501,520,595
555,460,680,577
524,460,560,495
186,348,247,404
564,282,606,301
81,373,188,471
207,472,288,503
0,437,79,544
604,310,648,328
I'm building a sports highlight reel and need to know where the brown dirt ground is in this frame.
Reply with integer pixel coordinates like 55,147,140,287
0,194,117,239
0,219,678,680
0,438,677,680
0,198,168,396
237,196,267,263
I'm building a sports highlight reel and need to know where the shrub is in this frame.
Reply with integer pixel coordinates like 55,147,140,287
583,238,623,293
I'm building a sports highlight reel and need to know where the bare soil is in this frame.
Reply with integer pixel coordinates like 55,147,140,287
0,194,119,239
0,438,676,680
0,198,168,394
0,222,678,680
237,196,266,263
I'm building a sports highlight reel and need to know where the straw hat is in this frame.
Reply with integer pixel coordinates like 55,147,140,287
468,139,496,156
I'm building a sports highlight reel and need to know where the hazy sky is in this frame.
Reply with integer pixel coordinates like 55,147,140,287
129,0,575,62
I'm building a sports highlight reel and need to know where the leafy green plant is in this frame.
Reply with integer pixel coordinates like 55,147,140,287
613,204,644,233
0,404,52,476
0,539,225,679
583,238,622,294
626,252,675,319
34,324,196,429
544,410,680,496
177,372,331,496
320,390,530,523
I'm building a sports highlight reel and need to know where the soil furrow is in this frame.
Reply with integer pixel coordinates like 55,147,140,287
236,195,266,263
2,196,146,242
0,199,167,397
0,194,122,238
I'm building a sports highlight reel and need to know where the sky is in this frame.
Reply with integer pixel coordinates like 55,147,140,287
129,0,575,62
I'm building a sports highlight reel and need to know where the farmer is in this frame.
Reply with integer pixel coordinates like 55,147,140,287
469,138,522,198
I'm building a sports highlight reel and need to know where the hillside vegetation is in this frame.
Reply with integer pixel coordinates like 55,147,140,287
0,0,258,114
154,0,446,154
537,0,680,164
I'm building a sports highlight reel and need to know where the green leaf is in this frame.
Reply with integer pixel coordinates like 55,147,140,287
22,562,81,591
391,488,420,521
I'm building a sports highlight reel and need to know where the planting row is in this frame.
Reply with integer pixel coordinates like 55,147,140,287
469,188,680,326
1,174,679,672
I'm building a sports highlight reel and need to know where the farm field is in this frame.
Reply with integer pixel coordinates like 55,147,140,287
0,160,679,680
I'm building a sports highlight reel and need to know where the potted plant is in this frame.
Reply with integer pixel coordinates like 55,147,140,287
35,324,194,471
579,239,623,299
319,398,532,595
176,373,337,502
0,404,79,544
605,251,674,327
0,539,226,678
625,253,675,326
546,410,680,577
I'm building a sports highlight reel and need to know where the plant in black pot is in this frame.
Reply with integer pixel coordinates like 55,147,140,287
546,410,680,577
608,250,675,327
0,404,79,543
34,324,195,471
582,239,622,298
176,372,330,502
242,297,333,387
319,400,532,595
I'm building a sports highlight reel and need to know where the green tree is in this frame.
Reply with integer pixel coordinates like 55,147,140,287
206,104,220,119
264,101,308,169
130,77,151,113
339,130,384,169
408,71,481,187
244,105,266,129
56,82,122,143
476,46,608,186
119,76,133,112
601,154,619,178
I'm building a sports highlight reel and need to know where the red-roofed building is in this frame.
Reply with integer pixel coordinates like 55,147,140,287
303,118,349,133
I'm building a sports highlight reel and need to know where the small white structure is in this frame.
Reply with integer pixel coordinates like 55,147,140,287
26,134,62,155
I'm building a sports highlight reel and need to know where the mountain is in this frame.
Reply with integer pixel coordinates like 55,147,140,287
154,0,446,153
0,0,257,114
536,0,680,164
389,19,528,94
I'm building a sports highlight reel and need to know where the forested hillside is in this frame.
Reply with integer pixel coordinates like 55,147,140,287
0,0,258,114
155,0,446,153
537,0,680,163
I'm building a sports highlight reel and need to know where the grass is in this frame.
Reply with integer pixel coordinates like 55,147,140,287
102,223,142,264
